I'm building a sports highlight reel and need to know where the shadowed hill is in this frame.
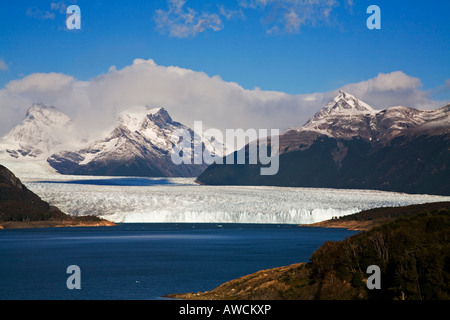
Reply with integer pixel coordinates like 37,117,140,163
0,164,114,229
167,202,450,300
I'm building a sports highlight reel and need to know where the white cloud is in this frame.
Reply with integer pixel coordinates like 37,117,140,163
27,1,77,20
285,10,302,33
218,5,244,21
5,73,75,95
155,0,224,38
239,0,342,34
239,0,269,9
340,71,444,110
0,60,447,139
0,59,8,71
50,1,68,14
445,79,450,90
26,7,55,20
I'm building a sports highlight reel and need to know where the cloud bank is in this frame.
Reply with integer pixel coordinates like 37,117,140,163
0,59,447,139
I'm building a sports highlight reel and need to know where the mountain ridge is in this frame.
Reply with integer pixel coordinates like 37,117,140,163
297,91,449,144
0,105,214,177
196,91,450,196
47,106,210,177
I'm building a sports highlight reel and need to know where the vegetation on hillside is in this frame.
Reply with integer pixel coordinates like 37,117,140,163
169,204,450,300
307,208,450,299
0,164,114,228
197,134,450,196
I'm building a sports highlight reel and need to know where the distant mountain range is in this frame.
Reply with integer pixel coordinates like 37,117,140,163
196,91,450,195
47,107,210,177
0,105,213,177
1,91,449,195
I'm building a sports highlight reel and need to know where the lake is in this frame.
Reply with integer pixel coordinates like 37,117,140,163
0,223,357,300
3,176,449,300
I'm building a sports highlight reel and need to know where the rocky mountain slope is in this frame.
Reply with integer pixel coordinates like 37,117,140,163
196,91,450,195
48,107,209,177
0,165,113,228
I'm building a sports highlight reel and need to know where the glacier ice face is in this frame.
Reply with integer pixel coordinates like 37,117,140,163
24,176,450,225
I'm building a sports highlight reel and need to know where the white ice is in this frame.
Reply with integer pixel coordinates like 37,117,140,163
23,175,450,225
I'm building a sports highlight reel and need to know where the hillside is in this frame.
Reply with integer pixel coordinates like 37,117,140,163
196,92,450,196
0,165,114,229
310,201,450,231
167,202,450,300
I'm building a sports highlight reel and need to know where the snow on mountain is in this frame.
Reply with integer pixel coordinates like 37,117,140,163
82,106,179,163
0,104,88,178
309,90,376,119
197,92,449,195
299,91,450,142
2,94,447,179
300,91,377,140
47,107,215,177
0,104,223,178
0,104,82,158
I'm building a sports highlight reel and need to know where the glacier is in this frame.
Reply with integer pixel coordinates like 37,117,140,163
23,175,450,225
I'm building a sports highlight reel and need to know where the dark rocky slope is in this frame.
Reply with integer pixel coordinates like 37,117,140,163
197,93,450,196
0,165,114,229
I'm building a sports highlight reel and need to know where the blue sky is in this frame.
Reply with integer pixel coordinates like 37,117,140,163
0,0,449,136
1,0,449,94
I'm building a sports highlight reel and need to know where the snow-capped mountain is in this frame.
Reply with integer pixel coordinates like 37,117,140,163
300,90,377,140
0,104,88,177
1,104,221,178
0,104,83,159
300,90,449,142
197,91,450,196
276,90,450,154
47,107,212,177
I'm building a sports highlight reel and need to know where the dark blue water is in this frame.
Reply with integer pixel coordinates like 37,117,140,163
0,223,357,300
36,177,179,186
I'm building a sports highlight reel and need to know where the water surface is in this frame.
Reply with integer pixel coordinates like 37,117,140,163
0,223,357,300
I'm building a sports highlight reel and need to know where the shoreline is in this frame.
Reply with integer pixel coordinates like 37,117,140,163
164,262,308,300
0,219,116,230
303,219,386,231
165,202,450,300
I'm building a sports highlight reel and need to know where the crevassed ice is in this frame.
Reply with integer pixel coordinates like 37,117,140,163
25,177,450,225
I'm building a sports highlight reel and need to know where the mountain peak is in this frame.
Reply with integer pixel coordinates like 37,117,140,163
25,103,69,121
117,106,173,132
303,91,376,126
300,92,377,139
325,90,375,115
335,90,355,101
147,107,173,127
1,104,78,158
